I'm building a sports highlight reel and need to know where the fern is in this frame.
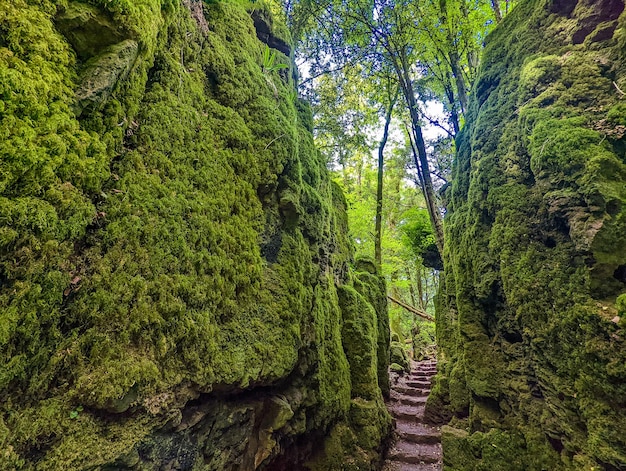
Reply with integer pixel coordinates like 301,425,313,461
262,45,288,73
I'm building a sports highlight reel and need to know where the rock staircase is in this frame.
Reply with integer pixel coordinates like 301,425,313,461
383,360,442,471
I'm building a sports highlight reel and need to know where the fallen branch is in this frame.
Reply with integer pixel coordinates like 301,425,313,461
614,81,626,97
387,295,435,322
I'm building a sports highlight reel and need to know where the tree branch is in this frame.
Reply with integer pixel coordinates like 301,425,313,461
387,295,435,321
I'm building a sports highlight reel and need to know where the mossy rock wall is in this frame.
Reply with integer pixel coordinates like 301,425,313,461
0,1,390,469
433,0,626,469
304,281,391,471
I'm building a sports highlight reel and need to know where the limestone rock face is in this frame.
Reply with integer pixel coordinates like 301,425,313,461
55,2,130,59
76,39,140,114
431,0,626,469
0,1,390,469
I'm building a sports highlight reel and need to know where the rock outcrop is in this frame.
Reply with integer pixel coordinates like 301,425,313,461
430,0,626,469
0,1,390,469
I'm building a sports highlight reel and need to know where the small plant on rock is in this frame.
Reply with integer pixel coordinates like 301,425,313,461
262,45,288,74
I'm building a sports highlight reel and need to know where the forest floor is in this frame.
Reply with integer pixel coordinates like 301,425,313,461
383,359,442,471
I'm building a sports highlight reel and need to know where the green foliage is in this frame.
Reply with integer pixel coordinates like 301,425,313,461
69,406,83,419
293,0,513,139
262,44,289,73
399,207,436,256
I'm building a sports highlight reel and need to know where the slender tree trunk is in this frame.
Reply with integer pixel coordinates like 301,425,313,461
403,119,445,259
417,266,425,310
375,91,398,267
439,0,469,115
387,295,435,322
449,51,468,115
406,267,418,307
491,0,503,23
443,78,460,135
393,54,445,255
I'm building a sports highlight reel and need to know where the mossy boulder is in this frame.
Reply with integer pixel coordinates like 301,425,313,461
0,1,389,469
390,341,410,372
436,0,626,469
306,264,392,470
353,258,391,398
442,426,562,471
307,398,391,471
338,285,381,400
55,2,131,59
75,39,140,115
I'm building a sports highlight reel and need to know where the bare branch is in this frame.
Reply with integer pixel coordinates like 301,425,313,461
387,295,435,321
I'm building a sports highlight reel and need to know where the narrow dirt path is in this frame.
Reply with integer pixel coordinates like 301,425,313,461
383,360,442,471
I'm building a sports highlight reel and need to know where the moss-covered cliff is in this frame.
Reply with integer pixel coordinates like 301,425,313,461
430,0,626,469
0,0,390,469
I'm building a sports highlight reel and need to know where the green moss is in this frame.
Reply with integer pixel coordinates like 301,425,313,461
307,263,392,470
437,0,626,468
389,341,409,372
338,285,379,400
617,294,626,315
353,260,391,397
0,0,390,468
443,426,563,471
306,396,391,471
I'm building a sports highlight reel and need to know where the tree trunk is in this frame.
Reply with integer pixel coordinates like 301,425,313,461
375,90,397,267
406,267,418,307
443,77,460,135
491,0,503,23
393,54,445,255
417,266,425,310
439,0,469,115
449,50,468,115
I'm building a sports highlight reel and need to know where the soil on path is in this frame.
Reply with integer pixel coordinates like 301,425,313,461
383,360,442,471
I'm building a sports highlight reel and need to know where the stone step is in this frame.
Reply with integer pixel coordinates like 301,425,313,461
413,368,437,374
407,380,431,388
411,374,435,381
397,424,441,445
390,404,425,421
384,361,441,471
393,386,429,396
398,395,428,406
387,440,442,465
